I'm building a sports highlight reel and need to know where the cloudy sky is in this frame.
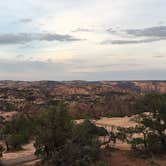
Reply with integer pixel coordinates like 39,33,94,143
0,0,166,81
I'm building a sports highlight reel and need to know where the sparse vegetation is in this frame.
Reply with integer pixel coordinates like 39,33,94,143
0,80,166,165
34,104,109,166
105,112,126,118
117,94,166,156
1,114,34,151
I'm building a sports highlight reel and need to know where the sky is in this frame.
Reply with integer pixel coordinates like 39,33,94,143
0,0,166,81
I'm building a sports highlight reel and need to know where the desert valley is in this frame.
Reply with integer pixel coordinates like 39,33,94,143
1,0,166,165
0,81,166,166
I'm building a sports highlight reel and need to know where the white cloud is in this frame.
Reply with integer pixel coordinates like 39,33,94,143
0,0,166,80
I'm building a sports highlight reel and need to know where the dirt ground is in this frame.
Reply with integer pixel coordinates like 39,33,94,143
0,111,18,121
106,150,166,166
2,141,35,160
95,117,166,166
95,116,136,128
2,116,166,166
1,141,38,166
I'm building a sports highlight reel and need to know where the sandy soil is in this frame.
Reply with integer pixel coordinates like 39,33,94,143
1,141,37,166
107,150,166,166
19,159,41,166
0,111,18,121
2,141,35,160
95,116,136,128
1,116,166,166
95,117,136,151
96,117,166,166
77,117,136,151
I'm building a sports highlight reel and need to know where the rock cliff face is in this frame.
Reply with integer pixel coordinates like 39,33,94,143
134,82,166,93
0,81,165,117
68,94,141,118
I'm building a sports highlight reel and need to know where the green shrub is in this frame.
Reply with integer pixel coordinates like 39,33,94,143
35,104,106,166
118,94,166,155
2,114,34,151
106,112,126,118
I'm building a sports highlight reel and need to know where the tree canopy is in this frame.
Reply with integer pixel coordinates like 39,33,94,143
34,104,108,166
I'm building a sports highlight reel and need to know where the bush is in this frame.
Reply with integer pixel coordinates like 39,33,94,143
6,134,25,150
106,112,126,118
35,104,107,166
2,114,34,151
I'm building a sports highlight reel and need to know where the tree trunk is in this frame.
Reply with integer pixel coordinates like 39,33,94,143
5,141,9,152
